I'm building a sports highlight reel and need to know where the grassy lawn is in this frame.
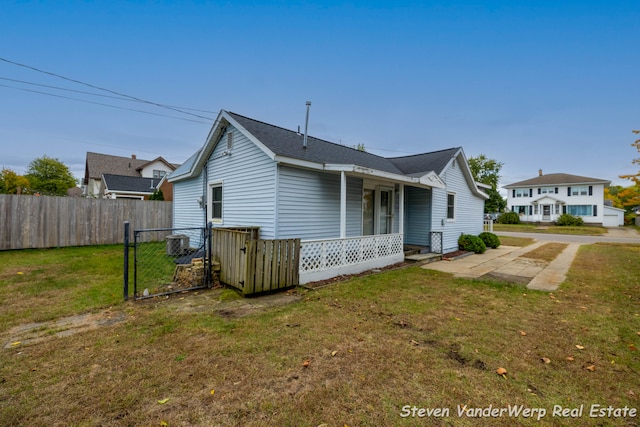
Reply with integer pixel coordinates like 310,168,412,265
494,223,608,235
1,243,639,426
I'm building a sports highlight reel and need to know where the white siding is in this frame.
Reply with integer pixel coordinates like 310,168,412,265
207,126,277,238
432,159,485,253
173,175,206,229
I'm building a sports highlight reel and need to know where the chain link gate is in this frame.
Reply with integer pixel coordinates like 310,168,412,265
124,223,212,300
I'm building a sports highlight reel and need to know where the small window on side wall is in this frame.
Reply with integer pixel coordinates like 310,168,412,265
210,183,223,222
447,193,455,220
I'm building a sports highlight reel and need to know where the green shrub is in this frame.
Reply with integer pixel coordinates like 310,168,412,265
479,232,501,249
458,234,487,254
497,211,520,224
555,213,583,226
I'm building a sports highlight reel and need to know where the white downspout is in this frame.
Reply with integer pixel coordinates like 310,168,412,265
398,183,405,240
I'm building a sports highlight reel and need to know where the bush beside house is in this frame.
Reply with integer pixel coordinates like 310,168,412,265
458,234,487,254
479,232,501,248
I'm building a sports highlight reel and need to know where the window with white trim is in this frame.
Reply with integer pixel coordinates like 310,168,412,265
514,188,528,197
209,183,223,222
447,193,455,220
567,205,593,216
571,186,588,196
540,187,554,194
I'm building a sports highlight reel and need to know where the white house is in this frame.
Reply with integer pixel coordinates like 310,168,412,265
503,171,622,226
169,110,488,284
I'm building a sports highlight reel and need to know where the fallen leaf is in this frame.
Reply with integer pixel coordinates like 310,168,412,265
566,356,575,361
636,332,640,336
575,345,585,350
541,357,551,364
331,351,338,357
519,331,527,336
160,421,168,427
410,339,419,346
627,390,636,397
157,398,170,404
210,389,215,396
629,344,637,351
17,272,23,275
303,359,310,368
10,341,20,347
584,365,596,372
496,367,507,378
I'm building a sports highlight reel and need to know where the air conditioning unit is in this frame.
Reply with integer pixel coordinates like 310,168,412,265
166,234,189,256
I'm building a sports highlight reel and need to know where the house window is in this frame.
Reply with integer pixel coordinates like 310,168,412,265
513,205,528,215
153,170,166,179
209,183,223,222
447,193,455,220
567,205,593,216
540,187,554,194
571,186,588,196
514,188,528,197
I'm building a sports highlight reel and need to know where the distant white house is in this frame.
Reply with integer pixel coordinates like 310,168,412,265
503,170,623,226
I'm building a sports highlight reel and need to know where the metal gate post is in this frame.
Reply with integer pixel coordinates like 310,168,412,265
123,221,129,301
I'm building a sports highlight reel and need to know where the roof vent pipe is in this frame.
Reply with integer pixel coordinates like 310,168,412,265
303,101,311,149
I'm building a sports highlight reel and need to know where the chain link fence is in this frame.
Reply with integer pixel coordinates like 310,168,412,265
124,224,212,300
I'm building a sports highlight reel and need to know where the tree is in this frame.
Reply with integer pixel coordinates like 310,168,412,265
25,155,78,196
468,154,507,213
0,168,31,194
619,130,640,186
149,188,165,201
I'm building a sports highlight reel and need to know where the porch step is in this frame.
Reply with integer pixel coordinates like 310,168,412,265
405,253,442,264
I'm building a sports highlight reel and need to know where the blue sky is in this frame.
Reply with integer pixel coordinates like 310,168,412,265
1,0,639,192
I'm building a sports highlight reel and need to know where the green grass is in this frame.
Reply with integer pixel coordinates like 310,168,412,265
1,243,639,426
494,223,608,235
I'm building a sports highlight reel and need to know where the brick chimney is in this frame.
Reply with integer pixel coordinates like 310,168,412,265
131,154,137,160
538,169,543,176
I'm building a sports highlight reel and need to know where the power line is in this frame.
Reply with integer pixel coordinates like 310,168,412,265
0,76,217,114
0,56,214,120
0,83,212,124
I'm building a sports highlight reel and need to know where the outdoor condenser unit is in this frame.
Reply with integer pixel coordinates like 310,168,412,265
166,234,189,256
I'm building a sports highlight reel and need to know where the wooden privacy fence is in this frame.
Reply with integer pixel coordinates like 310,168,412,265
211,228,300,295
0,194,172,250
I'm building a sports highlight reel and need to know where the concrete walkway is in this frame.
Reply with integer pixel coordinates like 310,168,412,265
422,242,579,291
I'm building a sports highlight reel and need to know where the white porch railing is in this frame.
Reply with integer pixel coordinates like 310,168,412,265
299,233,404,284
483,219,494,233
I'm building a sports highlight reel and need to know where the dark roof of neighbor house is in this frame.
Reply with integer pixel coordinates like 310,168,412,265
227,112,460,176
102,174,163,193
84,152,179,184
504,173,610,188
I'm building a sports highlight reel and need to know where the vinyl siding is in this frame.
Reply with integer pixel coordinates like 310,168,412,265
277,166,363,240
432,158,484,253
206,126,277,238
404,186,432,246
173,175,206,229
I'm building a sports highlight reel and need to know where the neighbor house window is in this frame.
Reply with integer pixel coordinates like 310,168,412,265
571,186,588,196
514,188,529,197
540,187,555,194
153,170,166,179
447,193,455,220
209,183,223,222
567,205,593,216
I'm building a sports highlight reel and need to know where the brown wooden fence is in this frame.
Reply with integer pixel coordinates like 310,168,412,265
211,228,300,295
0,194,172,250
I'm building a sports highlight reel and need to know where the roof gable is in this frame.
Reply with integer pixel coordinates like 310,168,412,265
102,174,162,193
85,152,148,181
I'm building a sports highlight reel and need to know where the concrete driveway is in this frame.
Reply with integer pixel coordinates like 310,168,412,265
422,227,640,291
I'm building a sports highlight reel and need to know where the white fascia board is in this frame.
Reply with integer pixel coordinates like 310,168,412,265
274,155,325,171
324,164,445,188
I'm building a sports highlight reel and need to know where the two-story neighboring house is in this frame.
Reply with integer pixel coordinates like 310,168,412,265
503,170,622,226
83,152,179,200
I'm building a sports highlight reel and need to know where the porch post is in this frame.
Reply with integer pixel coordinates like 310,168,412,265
398,184,405,238
340,171,347,238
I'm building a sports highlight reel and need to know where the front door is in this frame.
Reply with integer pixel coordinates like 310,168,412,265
362,186,393,235
543,205,551,220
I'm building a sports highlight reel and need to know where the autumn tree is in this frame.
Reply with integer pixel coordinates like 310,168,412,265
25,155,78,196
620,130,640,185
468,154,506,213
0,168,31,194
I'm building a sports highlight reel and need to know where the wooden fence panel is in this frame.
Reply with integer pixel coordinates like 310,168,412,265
244,238,300,295
0,194,172,250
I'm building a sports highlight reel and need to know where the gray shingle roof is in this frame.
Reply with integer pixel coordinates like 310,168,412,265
102,174,162,193
227,112,459,176
504,173,610,188
85,153,149,182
